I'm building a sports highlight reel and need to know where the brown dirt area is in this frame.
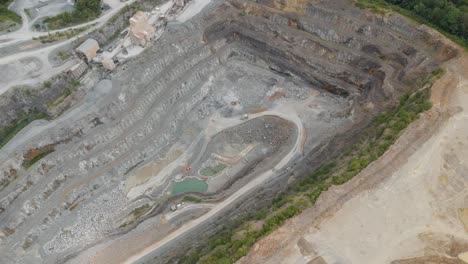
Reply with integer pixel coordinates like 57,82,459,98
268,91,287,101
237,44,468,264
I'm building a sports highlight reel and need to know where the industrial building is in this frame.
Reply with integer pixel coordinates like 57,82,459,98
67,60,88,79
75,38,100,63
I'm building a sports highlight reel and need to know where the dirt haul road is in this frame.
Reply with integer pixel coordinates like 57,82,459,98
0,0,138,93
0,0,137,46
236,49,468,263
121,106,306,264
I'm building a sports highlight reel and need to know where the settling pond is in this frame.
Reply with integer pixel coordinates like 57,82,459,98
172,178,208,195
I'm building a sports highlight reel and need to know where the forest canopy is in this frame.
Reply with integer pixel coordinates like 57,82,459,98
383,0,468,46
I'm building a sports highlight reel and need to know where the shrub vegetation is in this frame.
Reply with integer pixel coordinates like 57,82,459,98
357,0,468,48
45,0,101,30
0,0,21,25
179,75,439,264
0,111,49,150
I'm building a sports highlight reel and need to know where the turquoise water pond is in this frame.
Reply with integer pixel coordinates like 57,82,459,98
172,178,208,195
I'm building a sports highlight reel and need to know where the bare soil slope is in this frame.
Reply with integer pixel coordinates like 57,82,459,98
238,45,468,264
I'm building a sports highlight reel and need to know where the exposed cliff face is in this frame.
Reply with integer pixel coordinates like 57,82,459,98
131,1,459,262
236,31,468,264
238,88,468,264
202,0,449,105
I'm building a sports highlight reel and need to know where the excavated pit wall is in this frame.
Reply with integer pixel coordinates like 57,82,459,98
132,108,387,264
201,5,441,107
0,0,458,263
124,0,459,262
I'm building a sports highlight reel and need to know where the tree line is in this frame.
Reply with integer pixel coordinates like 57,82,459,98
384,0,468,45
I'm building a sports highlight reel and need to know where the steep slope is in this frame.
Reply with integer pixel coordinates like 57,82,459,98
238,41,468,264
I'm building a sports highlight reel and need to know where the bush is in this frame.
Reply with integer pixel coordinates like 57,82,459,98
183,195,202,203
0,111,49,150
272,193,287,209
357,0,468,49
45,0,101,29
310,183,329,204
332,175,346,185
0,0,21,24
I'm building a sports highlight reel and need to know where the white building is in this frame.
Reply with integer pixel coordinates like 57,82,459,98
75,38,100,63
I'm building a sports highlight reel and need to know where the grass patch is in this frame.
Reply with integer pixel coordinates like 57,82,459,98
57,50,71,61
22,144,55,169
48,80,80,108
23,8,31,19
183,195,202,203
109,2,141,23
0,76,77,152
119,203,152,228
0,21,15,31
356,0,468,49
355,0,388,14
24,151,51,168
0,0,21,24
131,204,151,218
182,205,303,264
0,111,49,150
68,201,80,211
200,164,226,176
33,25,92,43
44,0,101,30
98,1,144,47
324,89,432,186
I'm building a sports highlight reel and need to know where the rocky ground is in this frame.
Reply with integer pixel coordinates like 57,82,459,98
238,35,468,264
0,0,459,263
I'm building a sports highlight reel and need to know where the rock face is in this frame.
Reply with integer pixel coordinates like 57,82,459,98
236,37,468,264
0,0,457,263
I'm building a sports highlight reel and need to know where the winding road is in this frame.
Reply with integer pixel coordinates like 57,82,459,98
1,0,135,45
122,104,306,264
0,0,138,94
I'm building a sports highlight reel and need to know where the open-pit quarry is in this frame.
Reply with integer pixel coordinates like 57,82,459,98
0,0,465,263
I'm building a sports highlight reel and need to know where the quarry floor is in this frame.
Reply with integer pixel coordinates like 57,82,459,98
238,52,468,264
